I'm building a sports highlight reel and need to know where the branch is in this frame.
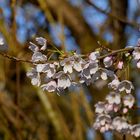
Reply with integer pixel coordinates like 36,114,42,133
86,0,139,29
0,52,32,63
0,47,134,63
98,47,133,59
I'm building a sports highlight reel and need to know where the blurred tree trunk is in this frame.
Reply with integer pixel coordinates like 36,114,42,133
110,0,128,49
38,0,99,53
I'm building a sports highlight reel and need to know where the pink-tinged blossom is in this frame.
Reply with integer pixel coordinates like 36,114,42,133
103,56,113,68
123,108,128,114
89,51,100,61
93,114,112,133
123,94,135,108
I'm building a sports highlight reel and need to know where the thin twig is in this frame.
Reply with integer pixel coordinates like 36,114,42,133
98,47,133,59
0,52,32,63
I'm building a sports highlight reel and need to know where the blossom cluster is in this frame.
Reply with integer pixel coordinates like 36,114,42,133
27,37,140,137
93,78,140,137
27,37,115,93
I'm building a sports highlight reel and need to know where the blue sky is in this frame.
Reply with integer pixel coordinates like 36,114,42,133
0,0,140,49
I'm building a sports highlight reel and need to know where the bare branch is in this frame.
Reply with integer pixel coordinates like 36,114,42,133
0,47,134,63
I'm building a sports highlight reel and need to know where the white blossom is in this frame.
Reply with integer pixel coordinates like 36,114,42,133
26,68,41,86
41,81,57,92
35,37,47,51
29,42,39,52
103,56,113,68
112,117,130,133
0,37,4,45
95,102,106,114
123,94,135,108
137,61,140,68
89,51,100,61
55,72,71,89
106,92,121,105
73,54,85,72
36,64,47,73
60,57,74,73
117,80,134,94
108,78,120,90
131,124,140,137
89,62,99,75
32,52,47,62
100,72,107,80
93,114,112,133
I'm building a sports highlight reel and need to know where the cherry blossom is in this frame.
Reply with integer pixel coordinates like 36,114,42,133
131,124,140,137
89,51,100,62
93,114,112,133
106,92,121,105
117,61,124,69
26,37,140,138
32,52,47,62
60,57,74,73
123,94,135,108
95,102,106,114
103,56,113,68
112,117,130,133
26,68,41,86
41,80,57,92
117,80,134,94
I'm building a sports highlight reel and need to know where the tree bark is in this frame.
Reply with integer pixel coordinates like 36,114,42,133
110,0,128,49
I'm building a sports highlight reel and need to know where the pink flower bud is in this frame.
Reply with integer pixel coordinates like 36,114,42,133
123,108,128,114
117,61,123,69
114,106,119,112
